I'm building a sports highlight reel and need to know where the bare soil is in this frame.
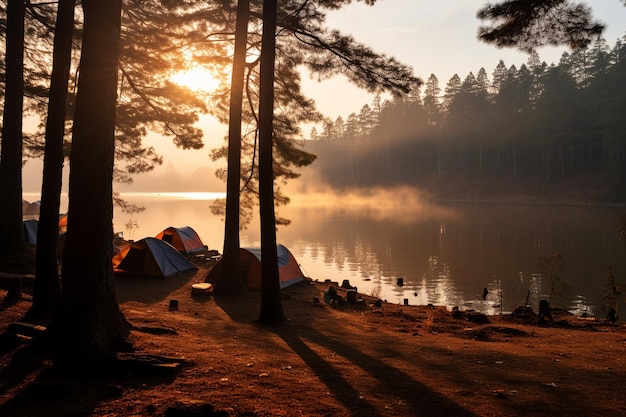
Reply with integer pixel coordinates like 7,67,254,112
1,261,626,417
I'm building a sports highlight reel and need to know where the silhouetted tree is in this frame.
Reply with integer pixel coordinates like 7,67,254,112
477,0,605,52
54,0,130,367
257,0,285,324
0,0,25,257
214,0,250,296
423,74,443,172
532,63,579,180
491,60,508,94
30,0,76,318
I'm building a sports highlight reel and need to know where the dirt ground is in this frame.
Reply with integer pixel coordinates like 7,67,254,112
1,260,626,417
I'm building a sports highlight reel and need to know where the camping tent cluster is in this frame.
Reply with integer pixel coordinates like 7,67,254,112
113,226,206,278
114,226,307,288
22,210,307,287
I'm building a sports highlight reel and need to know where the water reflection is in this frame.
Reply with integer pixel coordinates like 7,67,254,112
278,202,626,316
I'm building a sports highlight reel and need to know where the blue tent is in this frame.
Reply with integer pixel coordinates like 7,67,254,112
23,219,38,245
112,237,197,278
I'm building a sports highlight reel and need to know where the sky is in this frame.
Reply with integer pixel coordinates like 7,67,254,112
302,0,626,121
22,0,626,193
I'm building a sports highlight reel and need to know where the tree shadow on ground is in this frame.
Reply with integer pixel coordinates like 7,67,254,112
0,334,179,417
214,287,477,417
274,325,477,417
115,270,197,304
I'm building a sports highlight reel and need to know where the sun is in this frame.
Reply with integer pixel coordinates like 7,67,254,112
171,67,221,93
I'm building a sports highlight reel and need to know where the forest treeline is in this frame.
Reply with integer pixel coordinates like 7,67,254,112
305,36,626,201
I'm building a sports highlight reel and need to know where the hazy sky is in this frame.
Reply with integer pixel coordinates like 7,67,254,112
22,0,626,193
302,0,626,120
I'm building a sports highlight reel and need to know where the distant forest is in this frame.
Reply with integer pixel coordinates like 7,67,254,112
304,36,626,202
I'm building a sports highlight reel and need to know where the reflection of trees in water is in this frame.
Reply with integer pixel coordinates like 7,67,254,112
572,295,592,317
523,272,543,311
289,204,625,314
323,242,347,272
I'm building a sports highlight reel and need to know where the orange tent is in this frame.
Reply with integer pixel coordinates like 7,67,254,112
155,226,206,254
205,244,307,290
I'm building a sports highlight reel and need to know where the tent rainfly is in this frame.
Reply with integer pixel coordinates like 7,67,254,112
155,226,207,254
205,244,307,290
112,237,197,278
23,200,41,219
23,220,38,245
22,218,75,250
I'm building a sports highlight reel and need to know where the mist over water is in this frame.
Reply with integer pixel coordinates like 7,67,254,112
286,186,458,223
26,190,626,316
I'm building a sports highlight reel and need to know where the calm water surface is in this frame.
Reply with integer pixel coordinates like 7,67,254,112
29,192,625,316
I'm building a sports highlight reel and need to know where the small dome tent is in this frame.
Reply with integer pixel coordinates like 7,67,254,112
112,237,197,278
155,226,207,254
23,200,41,219
206,244,307,290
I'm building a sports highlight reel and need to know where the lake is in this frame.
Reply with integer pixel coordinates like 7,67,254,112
25,192,626,317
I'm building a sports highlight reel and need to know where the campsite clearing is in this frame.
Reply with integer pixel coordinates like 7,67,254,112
1,264,626,417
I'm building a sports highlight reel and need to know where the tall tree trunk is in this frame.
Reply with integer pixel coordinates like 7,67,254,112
513,140,518,178
30,0,76,318
545,144,551,182
560,142,565,177
54,0,129,368
258,0,284,324
0,0,25,257
214,0,250,296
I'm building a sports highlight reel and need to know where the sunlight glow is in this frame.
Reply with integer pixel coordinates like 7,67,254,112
119,192,226,200
171,67,221,93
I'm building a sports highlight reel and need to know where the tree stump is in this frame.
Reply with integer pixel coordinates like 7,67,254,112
538,300,554,324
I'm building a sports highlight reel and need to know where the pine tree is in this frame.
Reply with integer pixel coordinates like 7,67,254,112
54,0,130,368
213,0,250,296
257,0,285,325
30,0,76,317
477,0,605,51
0,0,26,257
